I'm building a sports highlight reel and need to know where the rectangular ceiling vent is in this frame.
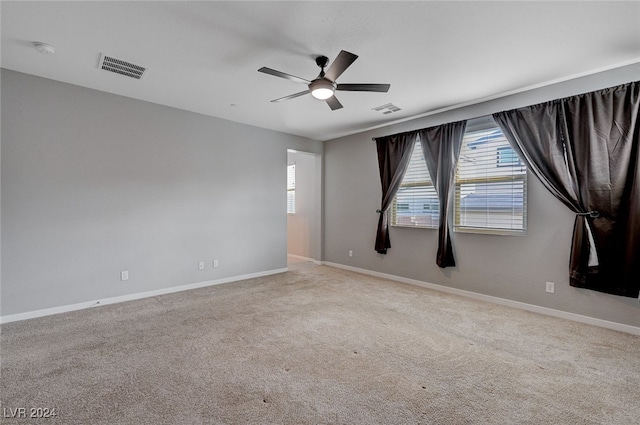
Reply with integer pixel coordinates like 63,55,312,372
372,103,402,115
98,54,147,79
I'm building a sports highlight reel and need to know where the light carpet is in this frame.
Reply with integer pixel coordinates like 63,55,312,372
1,262,639,424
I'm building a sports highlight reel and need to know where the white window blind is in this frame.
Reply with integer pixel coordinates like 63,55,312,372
392,141,440,229
454,124,527,234
287,164,295,214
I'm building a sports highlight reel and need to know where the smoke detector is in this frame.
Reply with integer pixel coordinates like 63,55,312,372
33,42,55,55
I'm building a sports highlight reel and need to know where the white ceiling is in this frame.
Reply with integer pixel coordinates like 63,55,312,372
2,1,639,141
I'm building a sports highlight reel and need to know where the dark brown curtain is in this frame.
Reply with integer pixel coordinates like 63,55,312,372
374,132,418,254
494,81,640,298
418,121,467,268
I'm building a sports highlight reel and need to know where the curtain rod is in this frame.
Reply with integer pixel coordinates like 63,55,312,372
371,117,479,142
372,80,639,142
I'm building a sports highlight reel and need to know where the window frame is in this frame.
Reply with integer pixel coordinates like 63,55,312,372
390,140,440,230
453,117,527,236
287,163,295,214
389,117,528,236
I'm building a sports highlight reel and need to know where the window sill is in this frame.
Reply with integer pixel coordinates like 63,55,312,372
454,226,526,236
391,224,438,230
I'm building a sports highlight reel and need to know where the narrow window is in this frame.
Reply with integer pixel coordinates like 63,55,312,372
287,163,295,214
391,141,439,229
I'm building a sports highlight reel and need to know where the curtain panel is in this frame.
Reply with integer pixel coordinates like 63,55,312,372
374,132,418,254
418,121,467,268
494,81,640,298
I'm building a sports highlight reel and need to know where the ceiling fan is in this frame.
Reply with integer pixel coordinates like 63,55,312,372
258,50,390,110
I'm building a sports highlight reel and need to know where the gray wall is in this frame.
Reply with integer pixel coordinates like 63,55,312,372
287,150,322,261
1,69,322,316
324,63,640,328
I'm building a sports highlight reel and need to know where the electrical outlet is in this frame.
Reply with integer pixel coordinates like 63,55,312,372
198,261,205,270
213,259,219,268
546,281,555,293
120,271,129,281
349,250,353,257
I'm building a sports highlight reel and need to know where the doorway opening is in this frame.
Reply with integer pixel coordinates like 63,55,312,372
287,149,322,267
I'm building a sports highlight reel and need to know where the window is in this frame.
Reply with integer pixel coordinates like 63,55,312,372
454,120,527,234
287,164,295,214
391,141,440,228
391,118,527,234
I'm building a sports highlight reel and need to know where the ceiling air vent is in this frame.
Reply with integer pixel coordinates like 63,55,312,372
372,103,402,114
98,54,147,79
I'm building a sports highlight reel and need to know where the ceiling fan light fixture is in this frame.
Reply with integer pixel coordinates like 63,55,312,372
311,88,334,100
309,79,335,100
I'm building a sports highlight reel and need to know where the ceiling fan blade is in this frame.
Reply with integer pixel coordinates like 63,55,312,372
271,90,310,103
324,50,358,82
258,67,311,84
336,83,390,93
325,95,343,111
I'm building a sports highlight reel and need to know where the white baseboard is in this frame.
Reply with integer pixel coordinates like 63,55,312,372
6,262,637,336
0,268,288,324
287,254,322,265
322,261,640,336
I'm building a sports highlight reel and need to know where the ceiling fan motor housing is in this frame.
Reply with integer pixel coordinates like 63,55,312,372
315,55,330,69
309,78,336,99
